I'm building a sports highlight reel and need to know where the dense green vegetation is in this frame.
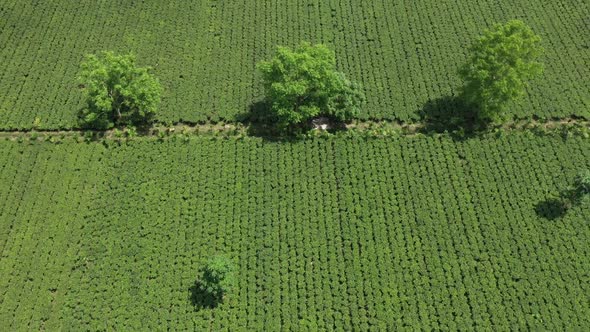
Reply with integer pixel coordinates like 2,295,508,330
0,0,588,330
0,134,588,330
459,20,544,121
79,52,161,129
258,43,364,128
0,0,588,129
574,170,590,202
194,255,236,308
557,169,590,213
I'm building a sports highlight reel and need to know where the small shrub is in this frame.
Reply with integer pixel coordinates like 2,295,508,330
572,169,590,205
559,170,590,208
156,128,166,141
197,255,235,303
83,131,94,142
32,117,41,129
125,126,138,139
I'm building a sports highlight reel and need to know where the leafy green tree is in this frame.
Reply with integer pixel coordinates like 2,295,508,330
79,51,161,129
553,169,590,214
197,255,235,302
459,20,544,121
571,169,590,205
257,42,365,129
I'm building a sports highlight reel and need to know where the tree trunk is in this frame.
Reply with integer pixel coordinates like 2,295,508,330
110,89,122,123
116,106,122,122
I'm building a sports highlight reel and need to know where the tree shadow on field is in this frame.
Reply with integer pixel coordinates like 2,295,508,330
235,100,271,124
189,282,222,311
75,105,154,138
234,100,311,141
534,197,568,220
418,95,490,140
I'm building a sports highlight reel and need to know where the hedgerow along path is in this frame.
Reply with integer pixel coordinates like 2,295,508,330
0,134,588,330
0,117,588,142
0,0,588,130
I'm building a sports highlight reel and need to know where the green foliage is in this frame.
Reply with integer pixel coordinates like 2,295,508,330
258,43,364,128
551,169,590,213
572,169,590,205
83,131,95,142
29,131,39,141
79,52,161,129
0,2,587,128
197,255,235,301
0,135,589,329
125,126,138,139
32,117,41,130
459,20,544,121
574,169,590,194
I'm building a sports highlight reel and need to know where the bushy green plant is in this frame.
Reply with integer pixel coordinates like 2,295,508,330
113,128,123,138
552,169,590,214
459,20,544,121
125,126,138,139
258,42,365,129
32,117,41,129
79,51,161,129
83,131,94,143
156,128,167,141
197,255,235,301
572,169,590,205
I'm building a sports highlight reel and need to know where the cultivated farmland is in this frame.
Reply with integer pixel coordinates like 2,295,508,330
0,0,588,129
0,134,589,330
1,0,589,330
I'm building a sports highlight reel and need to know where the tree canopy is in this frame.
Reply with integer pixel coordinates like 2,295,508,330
198,255,235,303
79,51,161,129
258,43,365,129
459,20,544,121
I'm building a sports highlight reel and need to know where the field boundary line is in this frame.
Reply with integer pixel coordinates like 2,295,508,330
0,118,588,141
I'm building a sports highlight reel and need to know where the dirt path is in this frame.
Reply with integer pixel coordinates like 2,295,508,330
0,118,587,141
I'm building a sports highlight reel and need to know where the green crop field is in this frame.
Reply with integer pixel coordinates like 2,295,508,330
0,134,588,330
0,0,588,129
1,0,589,330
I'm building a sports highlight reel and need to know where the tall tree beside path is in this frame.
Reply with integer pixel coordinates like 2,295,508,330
79,52,162,129
459,20,544,121
258,42,365,130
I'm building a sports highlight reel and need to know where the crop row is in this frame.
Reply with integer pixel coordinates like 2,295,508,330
0,0,588,130
0,142,108,330
0,134,588,329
